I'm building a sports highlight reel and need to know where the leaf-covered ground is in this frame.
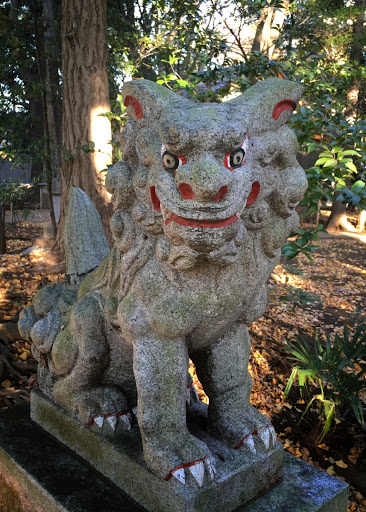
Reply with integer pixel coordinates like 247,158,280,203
1,220,365,511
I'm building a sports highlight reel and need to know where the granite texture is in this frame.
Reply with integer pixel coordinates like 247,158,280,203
18,77,308,499
30,389,283,512
0,404,142,512
0,404,348,512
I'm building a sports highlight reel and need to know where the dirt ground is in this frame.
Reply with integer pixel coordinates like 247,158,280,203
0,216,365,511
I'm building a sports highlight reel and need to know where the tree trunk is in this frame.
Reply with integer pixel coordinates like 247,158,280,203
345,0,365,118
33,0,57,239
43,0,62,169
54,0,112,257
0,205,6,255
252,2,289,57
358,210,366,232
326,194,356,232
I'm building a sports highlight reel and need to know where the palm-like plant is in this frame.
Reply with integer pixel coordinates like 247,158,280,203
284,324,366,441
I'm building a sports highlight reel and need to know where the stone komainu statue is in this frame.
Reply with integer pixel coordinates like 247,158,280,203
19,78,307,487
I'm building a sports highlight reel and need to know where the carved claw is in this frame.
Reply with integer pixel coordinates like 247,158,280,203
107,415,117,431
259,427,271,450
269,426,277,446
118,412,132,430
189,461,205,487
243,435,256,454
94,415,104,428
172,468,185,485
205,457,216,481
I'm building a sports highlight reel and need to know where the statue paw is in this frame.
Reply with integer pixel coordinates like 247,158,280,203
89,410,133,432
165,455,217,486
53,382,131,432
143,431,215,486
209,405,278,454
233,423,277,453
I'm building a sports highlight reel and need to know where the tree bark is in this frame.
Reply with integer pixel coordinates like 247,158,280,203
252,2,289,57
326,194,356,232
345,0,365,118
0,205,6,255
358,210,366,232
54,0,113,257
43,0,62,169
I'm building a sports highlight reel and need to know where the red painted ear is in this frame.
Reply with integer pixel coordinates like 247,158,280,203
272,99,296,120
124,96,143,119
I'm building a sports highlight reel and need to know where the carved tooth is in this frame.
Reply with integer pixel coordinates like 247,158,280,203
119,414,132,430
94,416,104,428
269,427,277,446
190,461,204,487
244,435,256,454
132,407,138,417
206,458,216,480
260,428,271,450
107,415,117,431
172,468,185,485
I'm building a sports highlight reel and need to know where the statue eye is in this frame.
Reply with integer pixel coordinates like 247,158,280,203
162,151,179,171
225,141,247,170
161,146,186,172
230,148,245,168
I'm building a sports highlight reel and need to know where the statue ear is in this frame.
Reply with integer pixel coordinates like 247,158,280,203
229,77,302,134
122,79,185,124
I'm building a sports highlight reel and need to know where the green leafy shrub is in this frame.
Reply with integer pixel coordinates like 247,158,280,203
280,286,322,311
281,225,327,263
284,325,366,442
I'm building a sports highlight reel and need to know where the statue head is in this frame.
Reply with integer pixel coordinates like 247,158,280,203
106,78,306,263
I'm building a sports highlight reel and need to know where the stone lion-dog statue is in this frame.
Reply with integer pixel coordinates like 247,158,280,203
19,77,307,487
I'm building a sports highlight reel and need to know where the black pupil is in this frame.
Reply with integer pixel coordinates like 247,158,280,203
230,148,245,168
163,151,179,170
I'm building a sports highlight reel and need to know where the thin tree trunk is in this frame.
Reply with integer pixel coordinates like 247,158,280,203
326,194,356,231
345,0,365,118
43,0,62,170
0,205,6,255
33,0,57,239
53,0,112,258
358,210,366,232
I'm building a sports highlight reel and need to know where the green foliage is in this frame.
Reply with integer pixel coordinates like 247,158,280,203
0,176,29,207
280,286,322,311
294,115,366,215
284,325,366,441
281,224,327,263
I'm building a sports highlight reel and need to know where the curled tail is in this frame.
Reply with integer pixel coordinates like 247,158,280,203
18,188,110,388
64,187,110,285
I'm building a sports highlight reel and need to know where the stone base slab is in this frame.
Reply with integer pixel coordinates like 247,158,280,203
0,398,348,512
29,389,283,512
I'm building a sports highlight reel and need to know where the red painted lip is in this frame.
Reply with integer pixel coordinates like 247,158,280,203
150,181,260,229
163,212,239,228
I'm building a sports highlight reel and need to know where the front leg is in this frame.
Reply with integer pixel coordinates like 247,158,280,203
133,335,212,485
192,323,277,454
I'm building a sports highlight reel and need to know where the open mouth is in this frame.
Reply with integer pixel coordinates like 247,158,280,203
150,182,260,229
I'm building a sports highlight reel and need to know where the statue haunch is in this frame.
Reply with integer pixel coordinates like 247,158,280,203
19,78,307,487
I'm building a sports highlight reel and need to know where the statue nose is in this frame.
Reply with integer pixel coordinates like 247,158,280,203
178,184,228,202
177,159,231,202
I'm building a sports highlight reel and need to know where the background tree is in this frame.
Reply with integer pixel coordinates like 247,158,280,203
54,0,113,254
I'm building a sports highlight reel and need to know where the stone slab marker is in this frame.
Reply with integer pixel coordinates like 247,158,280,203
10,77,348,511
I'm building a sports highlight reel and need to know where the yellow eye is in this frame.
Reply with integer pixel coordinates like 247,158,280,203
162,151,179,171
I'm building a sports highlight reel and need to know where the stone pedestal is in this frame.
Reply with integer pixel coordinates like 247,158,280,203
0,399,348,512
29,389,283,512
